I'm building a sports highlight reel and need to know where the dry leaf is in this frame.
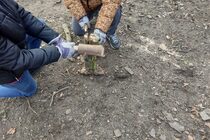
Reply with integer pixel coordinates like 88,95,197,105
7,128,16,135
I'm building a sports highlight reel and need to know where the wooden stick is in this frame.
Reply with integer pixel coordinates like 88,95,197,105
74,44,105,57
27,99,38,115
50,86,70,107
62,23,71,41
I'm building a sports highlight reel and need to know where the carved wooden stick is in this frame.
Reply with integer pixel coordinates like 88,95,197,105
74,44,105,57
62,23,71,41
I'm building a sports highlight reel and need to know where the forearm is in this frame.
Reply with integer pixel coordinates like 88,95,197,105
0,36,60,71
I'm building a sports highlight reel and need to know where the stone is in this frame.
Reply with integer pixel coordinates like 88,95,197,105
166,35,171,40
169,122,185,133
147,15,152,19
124,66,134,75
86,131,93,135
157,119,161,124
160,134,166,140
114,129,122,138
65,109,71,115
149,128,156,138
163,111,174,121
199,109,210,121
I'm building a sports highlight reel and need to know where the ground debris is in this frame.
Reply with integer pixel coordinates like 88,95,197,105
65,109,71,115
160,134,166,140
7,128,16,135
149,128,156,138
163,111,174,121
54,0,61,5
114,129,122,138
199,109,210,121
50,86,70,107
188,135,194,140
114,71,130,79
124,66,134,75
86,131,93,136
169,122,185,133
205,122,210,129
191,106,199,117
62,23,71,41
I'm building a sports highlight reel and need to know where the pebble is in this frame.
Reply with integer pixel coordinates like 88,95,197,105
141,109,145,113
163,111,174,121
149,128,156,138
166,35,171,40
65,109,71,115
86,131,93,135
124,66,134,75
160,134,166,140
199,109,210,121
174,133,182,138
169,122,185,133
147,15,152,19
114,129,122,138
155,92,159,96
173,107,178,112
66,116,73,121
157,119,161,124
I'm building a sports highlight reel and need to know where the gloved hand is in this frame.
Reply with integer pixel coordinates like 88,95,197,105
94,29,107,44
49,35,76,59
79,16,90,30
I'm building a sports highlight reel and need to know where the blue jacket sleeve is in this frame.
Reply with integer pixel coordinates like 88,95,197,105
0,35,60,71
16,2,59,43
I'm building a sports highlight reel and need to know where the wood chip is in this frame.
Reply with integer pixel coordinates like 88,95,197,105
62,23,71,41
7,128,16,135
124,66,134,75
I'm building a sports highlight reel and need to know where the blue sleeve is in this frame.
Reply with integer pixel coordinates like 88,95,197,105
16,2,59,43
0,35,60,71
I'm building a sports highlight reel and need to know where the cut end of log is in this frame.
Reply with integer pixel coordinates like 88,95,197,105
74,44,105,57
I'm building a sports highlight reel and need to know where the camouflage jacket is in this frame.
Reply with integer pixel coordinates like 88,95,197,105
64,0,121,33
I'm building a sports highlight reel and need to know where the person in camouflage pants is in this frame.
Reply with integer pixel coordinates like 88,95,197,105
64,0,122,49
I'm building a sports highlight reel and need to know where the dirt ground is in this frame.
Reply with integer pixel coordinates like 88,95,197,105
1,0,210,139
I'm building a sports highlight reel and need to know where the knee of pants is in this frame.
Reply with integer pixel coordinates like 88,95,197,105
71,18,85,36
0,71,37,98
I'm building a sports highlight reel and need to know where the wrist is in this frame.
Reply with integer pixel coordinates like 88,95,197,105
49,35,62,46
79,16,90,28
55,45,63,58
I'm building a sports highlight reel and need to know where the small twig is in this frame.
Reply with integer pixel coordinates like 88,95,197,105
27,99,38,115
50,86,70,107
